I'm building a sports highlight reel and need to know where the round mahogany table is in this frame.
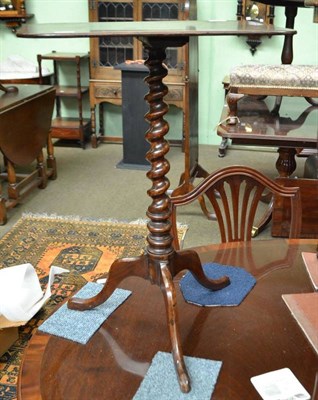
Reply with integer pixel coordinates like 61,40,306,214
18,239,318,400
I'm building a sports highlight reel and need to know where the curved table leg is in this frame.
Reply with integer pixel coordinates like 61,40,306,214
172,249,230,290
160,261,191,393
159,253,229,393
68,255,148,310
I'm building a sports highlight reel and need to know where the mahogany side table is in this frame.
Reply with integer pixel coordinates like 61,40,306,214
17,20,296,393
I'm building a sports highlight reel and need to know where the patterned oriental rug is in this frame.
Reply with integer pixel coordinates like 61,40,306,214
0,214,187,400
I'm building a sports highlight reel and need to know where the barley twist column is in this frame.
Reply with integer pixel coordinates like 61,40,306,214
143,45,174,278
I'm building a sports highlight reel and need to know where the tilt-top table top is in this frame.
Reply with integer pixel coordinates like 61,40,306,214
17,20,296,39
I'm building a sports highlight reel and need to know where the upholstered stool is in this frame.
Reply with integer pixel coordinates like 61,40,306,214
226,64,318,124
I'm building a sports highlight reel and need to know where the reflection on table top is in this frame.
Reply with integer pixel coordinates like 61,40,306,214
217,96,318,145
18,239,318,400
16,20,296,39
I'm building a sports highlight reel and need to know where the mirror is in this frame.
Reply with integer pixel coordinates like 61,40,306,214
236,0,275,54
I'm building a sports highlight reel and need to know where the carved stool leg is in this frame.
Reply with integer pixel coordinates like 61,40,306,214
226,92,244,125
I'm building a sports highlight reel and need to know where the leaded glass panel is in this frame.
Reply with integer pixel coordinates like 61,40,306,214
99,37,133,66
142,2,179,21
98,1,134,21
142,2,180,68
98,2,134,67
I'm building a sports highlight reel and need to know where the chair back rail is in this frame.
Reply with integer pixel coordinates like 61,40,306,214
171,165,302,247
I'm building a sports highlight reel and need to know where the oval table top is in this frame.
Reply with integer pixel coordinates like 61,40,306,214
18,239,318,400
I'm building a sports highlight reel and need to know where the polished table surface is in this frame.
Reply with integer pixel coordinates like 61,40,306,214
18,239,318,400
217,96,318,177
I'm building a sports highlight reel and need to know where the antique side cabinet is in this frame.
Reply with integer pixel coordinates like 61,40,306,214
38,52,91,149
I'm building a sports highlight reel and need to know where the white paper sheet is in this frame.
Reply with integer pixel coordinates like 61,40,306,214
0,263,68,328
251,368,311,400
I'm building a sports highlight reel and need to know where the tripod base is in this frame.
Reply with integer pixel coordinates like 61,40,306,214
68,249,230,393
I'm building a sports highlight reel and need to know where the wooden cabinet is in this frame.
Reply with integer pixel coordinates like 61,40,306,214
37,52,91,149
88,0,193,147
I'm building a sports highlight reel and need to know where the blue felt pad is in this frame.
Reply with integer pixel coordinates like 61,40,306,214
39,282,132,344
133,351,222,400
180,263,256,307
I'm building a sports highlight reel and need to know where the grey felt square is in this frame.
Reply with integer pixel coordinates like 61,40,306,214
133,351,222,400
39,282,131,344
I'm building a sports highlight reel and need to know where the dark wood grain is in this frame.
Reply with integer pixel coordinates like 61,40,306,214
273,177,318,238
18,239,318,400
0,85,55,165
0,85,56,224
